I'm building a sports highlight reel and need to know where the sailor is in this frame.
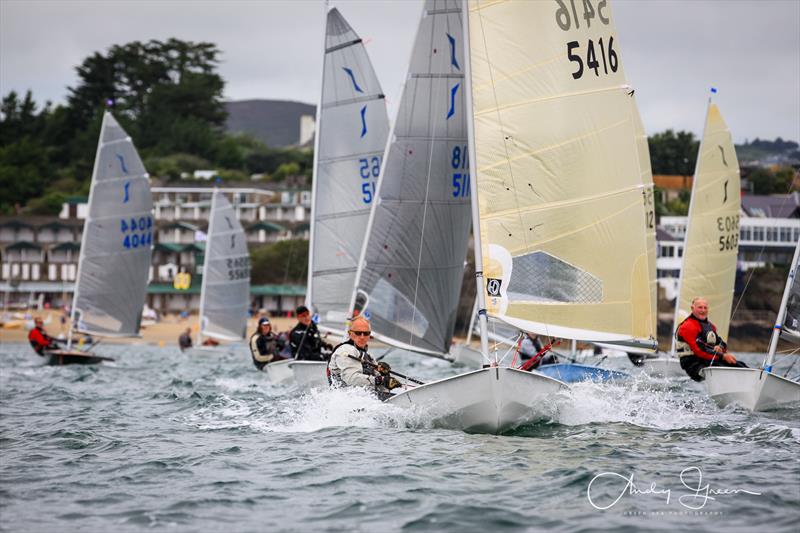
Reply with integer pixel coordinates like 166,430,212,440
676,296,748,381
178,328,193,352
518,332,557,369
249,317,287,370
28,317,59,356
327,316,401,400
289,305,332,361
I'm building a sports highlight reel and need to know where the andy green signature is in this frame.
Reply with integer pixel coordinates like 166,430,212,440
587,467,762,510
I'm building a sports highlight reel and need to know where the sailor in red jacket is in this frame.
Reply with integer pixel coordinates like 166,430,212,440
676,297,747,381
28,317,60,356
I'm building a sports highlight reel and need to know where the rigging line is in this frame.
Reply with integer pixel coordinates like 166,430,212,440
408,7,445,349
730,179,796,322
476,4,530,252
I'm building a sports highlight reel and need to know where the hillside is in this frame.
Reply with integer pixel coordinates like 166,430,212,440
224,99,315,148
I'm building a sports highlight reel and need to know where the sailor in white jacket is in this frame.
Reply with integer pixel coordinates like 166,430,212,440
327,316,399,399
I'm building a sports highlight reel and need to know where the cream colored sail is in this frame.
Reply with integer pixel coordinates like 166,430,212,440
467,0,654,348
673,103,740,343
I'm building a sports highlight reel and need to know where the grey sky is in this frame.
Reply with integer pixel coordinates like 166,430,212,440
1,0,798,143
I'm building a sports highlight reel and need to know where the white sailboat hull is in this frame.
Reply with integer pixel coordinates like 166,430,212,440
641,356,686,378
701,367,800,411
387,367,567,434
263,359,295,385
288,361,328,389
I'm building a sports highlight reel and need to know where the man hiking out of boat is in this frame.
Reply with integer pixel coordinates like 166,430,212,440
289,305,332,361
327,316,401,400
28,317,60,356
676,297,748,381
178,328,192,352
249,317,287,370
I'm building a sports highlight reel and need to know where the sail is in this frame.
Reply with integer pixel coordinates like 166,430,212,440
72,112,153,336
780,249,800,343
199,190,250,341
308,7,390,331
467,0,654,348
674,103,740,342
352,0,472,355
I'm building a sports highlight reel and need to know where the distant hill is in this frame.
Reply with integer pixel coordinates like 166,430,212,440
224,100,315,148
736,137,800,164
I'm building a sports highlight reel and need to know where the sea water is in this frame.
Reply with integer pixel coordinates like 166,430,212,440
1,343,798,532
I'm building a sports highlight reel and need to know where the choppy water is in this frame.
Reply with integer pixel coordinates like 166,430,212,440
1,342,798,532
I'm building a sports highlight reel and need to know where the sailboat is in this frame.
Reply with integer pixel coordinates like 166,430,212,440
348,0,476,365
47,111,153,365
385,0,656,433
189,190,250,355
702,239,800,410
642,98,741,378
285,5,390,388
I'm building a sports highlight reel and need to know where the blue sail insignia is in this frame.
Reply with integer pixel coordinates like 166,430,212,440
360,105,368,137
447,83,460,119
343,67,364,93
116,153,129,174
447,33,460,70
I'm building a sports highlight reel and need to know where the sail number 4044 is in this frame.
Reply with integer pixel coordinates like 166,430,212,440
120,216,153,249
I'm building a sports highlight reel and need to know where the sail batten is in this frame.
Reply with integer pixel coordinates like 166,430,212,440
308,7,390,330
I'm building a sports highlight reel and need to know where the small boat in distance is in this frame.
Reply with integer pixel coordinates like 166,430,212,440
51,111,154,365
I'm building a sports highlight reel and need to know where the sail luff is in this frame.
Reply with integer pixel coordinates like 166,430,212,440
197,189,216,345
68,112,109,348
463,0,490,361
766,238,800,368
670,99,713,356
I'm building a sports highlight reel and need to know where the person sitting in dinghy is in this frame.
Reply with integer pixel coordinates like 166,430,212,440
28,317,60,356
519,332,557,369
676,297,748,381
250,317,287,370
289,306,333,361
327,316,401,400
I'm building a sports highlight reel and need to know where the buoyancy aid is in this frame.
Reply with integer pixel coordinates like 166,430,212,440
327,339,374,386
675,315,723,359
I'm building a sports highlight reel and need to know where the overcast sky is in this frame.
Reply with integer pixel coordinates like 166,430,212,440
1,0,798,143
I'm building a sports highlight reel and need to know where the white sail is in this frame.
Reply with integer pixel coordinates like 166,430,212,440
71,111,153,337
199,190,250,341
352,0,472,355
308,7,390,331
778,240,800,344
672,103,741,344
468,0,655,349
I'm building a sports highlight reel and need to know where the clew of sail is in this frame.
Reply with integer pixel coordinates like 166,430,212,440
72,111,153,337
308,7,390,332
351,0,472,356
468,0,655,349
199,190,250,341
672,103,741,344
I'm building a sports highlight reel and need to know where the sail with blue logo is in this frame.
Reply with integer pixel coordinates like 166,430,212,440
351,0,472,356
307,7,390,333
71,111,153,336
199,190,250,342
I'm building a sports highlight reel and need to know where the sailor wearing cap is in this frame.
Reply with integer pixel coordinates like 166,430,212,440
249,317,287,370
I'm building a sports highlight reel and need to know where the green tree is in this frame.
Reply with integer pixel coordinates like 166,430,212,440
648,130,698,175
250,240,308,285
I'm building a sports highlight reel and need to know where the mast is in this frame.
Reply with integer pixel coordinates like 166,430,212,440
764,238,800,371
197,189,218,346
305,0,329,311
669,94,713,356
68,111,108,349
462,0,489,364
